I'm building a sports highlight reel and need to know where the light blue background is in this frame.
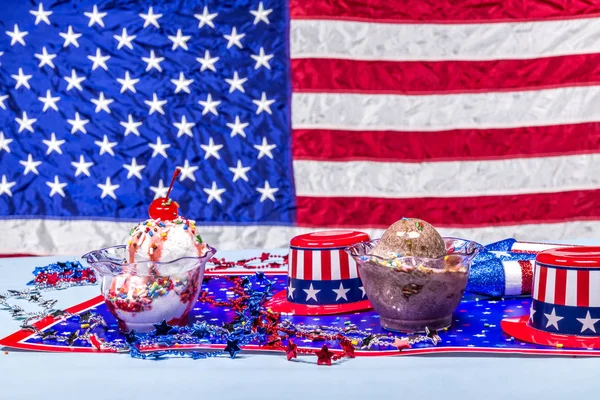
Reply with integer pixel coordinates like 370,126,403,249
1,241,598,400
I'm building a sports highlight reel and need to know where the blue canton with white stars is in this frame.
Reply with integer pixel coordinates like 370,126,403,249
0,0,294,224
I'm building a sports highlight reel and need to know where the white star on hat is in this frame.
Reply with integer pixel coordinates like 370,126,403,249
544,307,564,330
303,283,320,302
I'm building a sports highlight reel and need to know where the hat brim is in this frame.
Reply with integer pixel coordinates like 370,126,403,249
265,290,373,316
501,315,600,349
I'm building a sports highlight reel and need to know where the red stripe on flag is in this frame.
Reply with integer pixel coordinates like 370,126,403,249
518,260,533,295
577,269,590,307
304,251,313,281
292,56,600,95
291,249,298,278
293,124,600,163
321,250,332,281
537,266,548,302
296,190,600,228
290,0,600,23
339,250,350,280
554,269,567,305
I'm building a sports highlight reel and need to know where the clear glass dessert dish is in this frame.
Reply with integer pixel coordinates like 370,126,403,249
346,238,482,333
82,244,216,333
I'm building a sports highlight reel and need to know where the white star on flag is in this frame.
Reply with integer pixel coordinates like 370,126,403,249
15,111,36,133
251,47,273,70
30,3,52,25
142,50,164,72
200,137,223,159
0,175,16,197
120,115,142,136
117,71,139,93
250,2,272,25
71,155,94,177
168,29,191,51
225,71,248,93
94,135,117,156
303,283,320,302
88,48,111,71
0,132,13,153
144,93,167,115
38,90,61,112
203,181,226,204
91,92,114,114
227,116,249,138
46,176,67,198
114,28,136,50
140,6,162,29
67,112,89,134
332,283,350,301
196,50,219,72
229,160,251,182
544,307,564,330
173,115,195,138
59,26,81,48
257,181,278,202
194,6,218,28
253,92,275,115
198,94,221,116
34,47,57,69
11,68,32,90
150,179,168,199
0,94,8,110
178,160,198,182
42,133,65,155
123,158,146,180
97,177,119,200
254,137,276,159
20,154,41,175
149,137,171,158
64,69,86,91
84,5,107,28
171,72,194,94
224,27,245,49
6,24,28,46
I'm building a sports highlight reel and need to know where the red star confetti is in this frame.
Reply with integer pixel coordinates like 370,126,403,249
315,345,334,366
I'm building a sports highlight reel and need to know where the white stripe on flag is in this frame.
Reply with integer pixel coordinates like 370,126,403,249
330,250,341,280
292,87,600,131
565,269,578,307
312,250,321,280
296,249,305,280
533,262,541,300
502,261,523,296
291,18,600,61
544,268,557,304
589,271,600,307
2,220,600,256
293,155,600,198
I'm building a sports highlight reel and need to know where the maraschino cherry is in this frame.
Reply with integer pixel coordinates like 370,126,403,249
149,168,181,220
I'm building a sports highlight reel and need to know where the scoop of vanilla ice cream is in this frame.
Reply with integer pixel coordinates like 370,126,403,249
126,216,206,263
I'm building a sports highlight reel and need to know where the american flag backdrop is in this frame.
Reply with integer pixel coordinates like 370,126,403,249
1,0,600,255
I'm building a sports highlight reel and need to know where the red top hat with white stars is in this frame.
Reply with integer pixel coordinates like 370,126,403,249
501,247,600,348
265,230,373,316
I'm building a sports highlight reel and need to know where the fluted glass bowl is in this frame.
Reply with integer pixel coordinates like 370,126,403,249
346,238,482,333
82,244,216,333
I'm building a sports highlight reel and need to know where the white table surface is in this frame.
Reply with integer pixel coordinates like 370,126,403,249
0,241,598,400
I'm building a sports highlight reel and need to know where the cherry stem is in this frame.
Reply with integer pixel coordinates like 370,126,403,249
165,168,181,201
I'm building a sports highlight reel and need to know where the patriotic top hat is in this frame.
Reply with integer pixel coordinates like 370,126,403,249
501,247,600,348
265,230,373,315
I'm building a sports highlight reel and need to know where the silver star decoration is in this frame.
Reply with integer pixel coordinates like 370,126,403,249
84,5,107,28
171,72,194,94
42,133,65,155
35,47,57,69
0,132,13,153
253,137,276,159
64,69,86,91
15,111,37,133
88,48,110,71
0,175,16,197
173,115,195,138
91,92,114,114
148,137,171,158
194,6,218,28
38,90,61,112
94,135,117,156
225,71,247,93
120,114,142,136
71,155,94,177
200,137,223,160
144,93,167,115
256,181,278,202
117,71,139,93
20,154,42,175
97,177,119,200
67,112,89,134
198,94,221,116
59,26,81,48
229,160,251,182
227,116,249,138
142,50,164,72
123,157,146,180
178,160,199,182
196,50,219,72
30,3,52,25
253,92,275,114
203,181,226,204
168,29,191,51
114,28,136,50
140,6,162,29
46,176,67,198
6,24,28,46
251,47,273,70
11,68,32,90
224,27,245,49
250,2,272,25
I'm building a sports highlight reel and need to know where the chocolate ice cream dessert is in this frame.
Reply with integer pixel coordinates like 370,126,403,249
346,218,481,333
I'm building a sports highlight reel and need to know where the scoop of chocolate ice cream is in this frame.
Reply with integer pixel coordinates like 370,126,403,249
371,218,446,259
